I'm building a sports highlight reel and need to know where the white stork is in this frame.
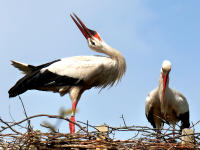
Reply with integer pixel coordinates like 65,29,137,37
8,13,126,133
145,60,190,135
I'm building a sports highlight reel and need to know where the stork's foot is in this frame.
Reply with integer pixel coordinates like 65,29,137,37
69,116,75,133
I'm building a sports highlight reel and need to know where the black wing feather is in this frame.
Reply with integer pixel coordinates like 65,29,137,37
146,106,156,129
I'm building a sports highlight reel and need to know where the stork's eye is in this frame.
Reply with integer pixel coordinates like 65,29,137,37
90,39,95,46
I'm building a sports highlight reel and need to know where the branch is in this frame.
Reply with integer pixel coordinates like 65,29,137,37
0,114,88,135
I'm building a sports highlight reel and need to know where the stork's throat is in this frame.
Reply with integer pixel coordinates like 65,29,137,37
162,72,168,104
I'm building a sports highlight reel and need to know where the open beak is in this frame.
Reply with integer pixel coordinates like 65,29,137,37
70,13,93,40
162,72,169,103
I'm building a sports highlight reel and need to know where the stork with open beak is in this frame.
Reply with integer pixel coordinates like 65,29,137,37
8,13,126,133
145,60,190,135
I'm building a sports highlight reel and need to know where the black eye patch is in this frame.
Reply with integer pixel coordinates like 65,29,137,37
90,39,95,45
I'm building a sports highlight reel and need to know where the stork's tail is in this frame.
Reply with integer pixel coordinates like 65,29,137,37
9,59,61,98
9,60,36,97
10,60,35,75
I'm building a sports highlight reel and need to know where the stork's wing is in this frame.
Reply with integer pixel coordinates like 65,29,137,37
145,89,160,129
44,56,114,81
171,89,190,129
145,95,156,128
172,89,189,114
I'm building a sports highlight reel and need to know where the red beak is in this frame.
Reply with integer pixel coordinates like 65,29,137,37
70,13,93,40
162,72,168,103
70,13,102,41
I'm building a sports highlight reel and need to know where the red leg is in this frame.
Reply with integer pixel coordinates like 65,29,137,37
69,100,77,133
69,116,75,133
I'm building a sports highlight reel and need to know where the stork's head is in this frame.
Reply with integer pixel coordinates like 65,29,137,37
71,13,104,52
161,60,171,103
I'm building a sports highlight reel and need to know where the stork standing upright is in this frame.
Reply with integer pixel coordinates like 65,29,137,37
8,13,126,133
145,60,190,135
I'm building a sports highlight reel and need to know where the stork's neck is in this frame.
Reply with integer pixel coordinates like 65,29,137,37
102,41,126,83
101,41,122,58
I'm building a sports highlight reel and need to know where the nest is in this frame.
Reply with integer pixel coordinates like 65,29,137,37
0,98,199,149
0,115,199,150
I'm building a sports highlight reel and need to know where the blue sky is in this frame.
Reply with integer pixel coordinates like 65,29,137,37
1,0,200,139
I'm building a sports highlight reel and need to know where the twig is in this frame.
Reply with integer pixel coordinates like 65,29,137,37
0,118,21,135
18,96,32,131
8,105,15,122
77,120,99,131
120,114,127,127
191,120,200,128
